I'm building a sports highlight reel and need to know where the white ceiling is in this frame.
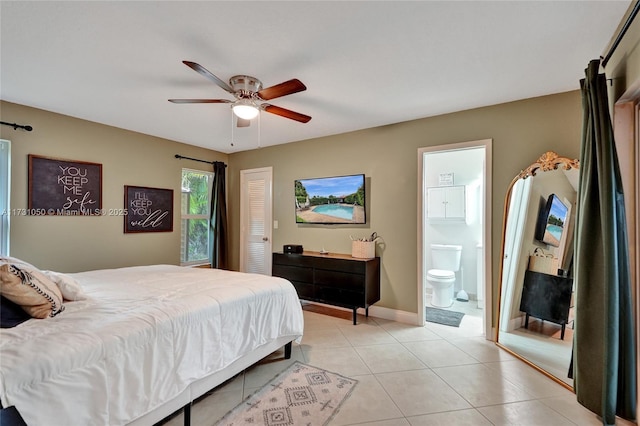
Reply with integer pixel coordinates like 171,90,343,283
0,1,631,154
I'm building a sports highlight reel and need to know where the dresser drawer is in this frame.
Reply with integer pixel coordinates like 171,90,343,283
273,253,315,268
291,282,315,300
316,286,364,307
314,269,365,289
314,257,366,274
273,263,313,283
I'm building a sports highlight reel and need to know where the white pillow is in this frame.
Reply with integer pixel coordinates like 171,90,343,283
42,271,87,301
0,256,36,269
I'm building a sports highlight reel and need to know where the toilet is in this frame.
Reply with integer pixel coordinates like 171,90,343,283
427,244,462,308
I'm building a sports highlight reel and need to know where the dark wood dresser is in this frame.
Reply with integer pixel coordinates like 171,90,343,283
520,269,573,339
272,251,380,324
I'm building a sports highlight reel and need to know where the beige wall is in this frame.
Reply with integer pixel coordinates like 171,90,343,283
2,92,585,318
228,91,583,316
1,101,228,272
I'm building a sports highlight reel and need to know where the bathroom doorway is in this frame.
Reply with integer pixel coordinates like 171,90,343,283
417,140,492,338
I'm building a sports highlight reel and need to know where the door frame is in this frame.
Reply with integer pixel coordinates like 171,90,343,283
417,139,492,339
499,176,531,332
613,86,639,401
0,139,10,257
239,166,273,274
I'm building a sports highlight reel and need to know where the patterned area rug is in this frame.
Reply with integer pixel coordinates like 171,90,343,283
215,362,357,426
426,307,465,327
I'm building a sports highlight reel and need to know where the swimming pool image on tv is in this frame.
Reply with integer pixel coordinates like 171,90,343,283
545,224,564,241
539,194,568,246
312,204,354,220
294,174,365,224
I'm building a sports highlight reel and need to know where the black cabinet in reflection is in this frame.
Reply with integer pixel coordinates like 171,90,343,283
520,269,573,340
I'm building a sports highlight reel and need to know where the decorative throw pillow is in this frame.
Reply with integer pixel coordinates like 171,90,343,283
0,295,31,328
42,271,87,301
0,263,65,319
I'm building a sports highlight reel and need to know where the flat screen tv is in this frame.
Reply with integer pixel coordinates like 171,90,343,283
295,174,365,224
535,194,569,247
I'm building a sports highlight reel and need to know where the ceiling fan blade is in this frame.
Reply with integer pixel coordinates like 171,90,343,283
182,61,234,94
262,104,311,123
257,79,306,100
168,99,232,104
237,118,251,128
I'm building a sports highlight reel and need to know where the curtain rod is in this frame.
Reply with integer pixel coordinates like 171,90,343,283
175,154,226,167
601,1,640,67
0,121,33,131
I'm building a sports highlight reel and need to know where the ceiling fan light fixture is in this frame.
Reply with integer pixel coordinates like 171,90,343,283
232,100,259,120
172,62,311,124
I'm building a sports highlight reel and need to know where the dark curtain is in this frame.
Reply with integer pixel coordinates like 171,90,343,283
210,161,228,269
574,59,636,425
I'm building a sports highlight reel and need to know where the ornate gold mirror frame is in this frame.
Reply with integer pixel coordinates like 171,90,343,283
495,151,579,391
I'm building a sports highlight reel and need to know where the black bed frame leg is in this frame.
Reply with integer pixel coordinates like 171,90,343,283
284,341,292,359
183,401,192,426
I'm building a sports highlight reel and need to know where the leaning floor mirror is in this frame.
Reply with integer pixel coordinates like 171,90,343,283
495,151,579,390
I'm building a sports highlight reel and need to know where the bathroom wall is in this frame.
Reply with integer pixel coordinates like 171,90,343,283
424,148,484,298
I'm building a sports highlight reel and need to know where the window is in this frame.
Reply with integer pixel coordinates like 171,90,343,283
0,140,10,256
181,168,213,265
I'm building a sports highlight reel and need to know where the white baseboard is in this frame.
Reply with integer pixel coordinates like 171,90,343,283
368,305,419,325
501,316,524,332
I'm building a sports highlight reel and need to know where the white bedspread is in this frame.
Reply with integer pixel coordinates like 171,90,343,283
0,265,304,425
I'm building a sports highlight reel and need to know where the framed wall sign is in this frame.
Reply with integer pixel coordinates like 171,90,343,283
124,185,173,233
438,172,454,186
28,154,102,215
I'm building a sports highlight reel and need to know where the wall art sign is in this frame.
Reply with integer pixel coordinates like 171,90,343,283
438,172,454,186
124,185,173,233
28,154,102,216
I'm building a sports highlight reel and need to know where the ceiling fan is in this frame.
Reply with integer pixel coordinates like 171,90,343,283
169,61,311,127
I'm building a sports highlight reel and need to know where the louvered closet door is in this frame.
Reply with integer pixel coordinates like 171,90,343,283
240,167,273,274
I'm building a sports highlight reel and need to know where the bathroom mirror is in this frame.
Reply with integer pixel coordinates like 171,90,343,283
495,151,579,390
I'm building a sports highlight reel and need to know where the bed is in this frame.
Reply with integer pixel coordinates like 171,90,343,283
0,262,304,426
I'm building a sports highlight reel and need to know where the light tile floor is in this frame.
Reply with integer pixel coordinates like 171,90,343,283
161,304,628,426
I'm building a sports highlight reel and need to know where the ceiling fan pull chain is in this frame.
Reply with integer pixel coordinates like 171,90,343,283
230,110,235,148
258,112,261,149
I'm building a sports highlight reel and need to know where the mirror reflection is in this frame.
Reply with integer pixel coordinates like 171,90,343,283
496,151,579,388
